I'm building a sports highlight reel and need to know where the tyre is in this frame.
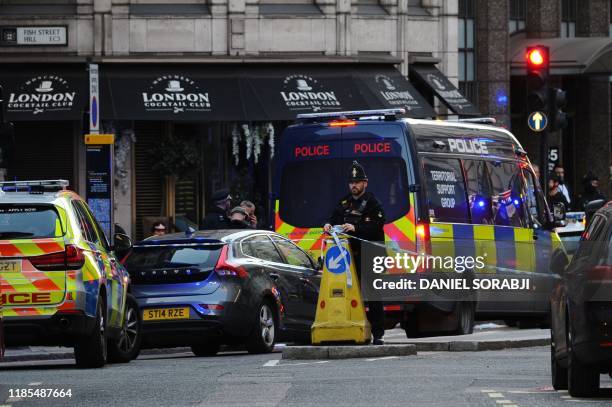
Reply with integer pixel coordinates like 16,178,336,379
245,300,277,354
551,341,568,390
453,301,475,335
74,296,107,368
191,341,221,357
108,294,141,363
567,324,599,397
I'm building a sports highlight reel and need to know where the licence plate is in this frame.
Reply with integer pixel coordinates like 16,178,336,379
0,260,21,273
143,307,190,321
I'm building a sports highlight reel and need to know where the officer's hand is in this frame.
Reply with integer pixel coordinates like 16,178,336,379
323,223,332,233
342,223,355,233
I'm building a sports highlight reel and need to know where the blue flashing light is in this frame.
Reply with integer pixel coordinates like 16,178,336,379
513,199,520,206
496,92,508,106
477,200,486,208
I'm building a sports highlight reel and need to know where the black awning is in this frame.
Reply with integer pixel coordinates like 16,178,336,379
100,64,435,122
354,66,435,118
409,64,480,116
101,66,248,121
0,65,87,121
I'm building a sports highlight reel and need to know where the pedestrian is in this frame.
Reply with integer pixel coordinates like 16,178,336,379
547,174,569,211
532,164,541,185
577,172,607,210
240,200,258,229
554,165,571,207
228,206,252,229
201,189,232,229
323,160,386,345
150,221,167,237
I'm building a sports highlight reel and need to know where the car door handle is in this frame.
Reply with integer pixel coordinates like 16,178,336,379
269,273,280,281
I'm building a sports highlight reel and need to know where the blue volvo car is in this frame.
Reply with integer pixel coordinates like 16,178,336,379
122,229,320,356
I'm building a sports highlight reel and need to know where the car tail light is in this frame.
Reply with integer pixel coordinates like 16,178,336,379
214,245,248,278
201,304,224,311
29,245,85,271
586,265,612,282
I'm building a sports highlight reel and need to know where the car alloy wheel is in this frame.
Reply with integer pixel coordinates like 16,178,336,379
260,303,275,347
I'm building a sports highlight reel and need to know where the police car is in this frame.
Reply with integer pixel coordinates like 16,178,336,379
274,109,567,336
0,180,140,367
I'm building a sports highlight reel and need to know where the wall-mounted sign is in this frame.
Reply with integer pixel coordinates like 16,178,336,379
1,26,67,46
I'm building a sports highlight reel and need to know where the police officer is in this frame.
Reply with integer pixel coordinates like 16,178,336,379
201,189,232,229
323,160,386,344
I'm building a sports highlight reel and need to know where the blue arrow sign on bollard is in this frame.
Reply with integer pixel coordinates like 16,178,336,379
528,111,548,132
325,245,351,275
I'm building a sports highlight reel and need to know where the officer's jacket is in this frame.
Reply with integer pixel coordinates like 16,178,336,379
201,206,231,229
328,191,386,243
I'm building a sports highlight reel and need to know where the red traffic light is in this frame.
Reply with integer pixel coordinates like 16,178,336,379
526,46,549,69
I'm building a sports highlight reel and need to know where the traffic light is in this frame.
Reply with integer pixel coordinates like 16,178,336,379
549,87,568,131
525,45,550,112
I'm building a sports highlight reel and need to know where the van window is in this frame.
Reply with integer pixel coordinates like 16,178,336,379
463,160,528,227
280,157,410,228
422,157,470,223
522,168,548,227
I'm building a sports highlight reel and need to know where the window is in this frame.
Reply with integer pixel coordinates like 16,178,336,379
0,0,76,15
79,202,110,251
124,246,223,270
72,202,99,245
561,0,577,38
273,238,313,269
242,235,284,264
509,0,526,33
280,157,410,228
522,168,548,226
0,204,64,239
464,160,528,227
354,0,388,16
422,157,470,223
458,0,477,104
259,0,321,16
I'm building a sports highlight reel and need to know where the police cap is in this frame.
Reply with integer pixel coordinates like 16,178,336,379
212,189,231,202
349,160,368,182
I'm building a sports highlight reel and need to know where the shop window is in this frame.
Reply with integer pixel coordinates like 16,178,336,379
129,1,210,16
561,0,577,38
422,157,470,224
458,0,477,105
259,0,322,16
0,0,76,15
354,0,388,16
508,0,526,34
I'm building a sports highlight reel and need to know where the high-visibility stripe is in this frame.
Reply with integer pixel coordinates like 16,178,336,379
514,227,535,273
473,225,496,273
494,227,516,270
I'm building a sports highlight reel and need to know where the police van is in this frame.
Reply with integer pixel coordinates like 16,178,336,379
274,109,567,336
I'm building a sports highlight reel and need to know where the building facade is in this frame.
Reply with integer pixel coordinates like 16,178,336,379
1,0,467,239
466,0,612,204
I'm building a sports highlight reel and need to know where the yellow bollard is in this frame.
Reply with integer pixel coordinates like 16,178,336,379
311,234,371,345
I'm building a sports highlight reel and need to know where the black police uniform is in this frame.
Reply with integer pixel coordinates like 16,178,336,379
327,161,386,341
201,189,231,229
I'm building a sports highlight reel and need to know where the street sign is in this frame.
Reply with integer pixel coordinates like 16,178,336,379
0,26,67,46
89,64,99,134
324,245,351,275
528,111,548,132
86,144,113,240
548,146,559,172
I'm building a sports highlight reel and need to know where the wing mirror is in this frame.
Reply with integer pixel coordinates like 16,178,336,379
316,256,324,271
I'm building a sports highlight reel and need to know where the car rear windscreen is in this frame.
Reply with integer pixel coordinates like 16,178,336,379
0,204,64,239
280,157,410,228
124,245,223,270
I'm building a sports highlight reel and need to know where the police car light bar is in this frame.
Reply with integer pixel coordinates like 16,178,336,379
296,108,406,121
0,179,69,193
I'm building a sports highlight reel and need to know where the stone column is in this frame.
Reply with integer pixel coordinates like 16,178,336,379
474,0,510,127
525,0,559,38
574,0,611,197
228,0,246,55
